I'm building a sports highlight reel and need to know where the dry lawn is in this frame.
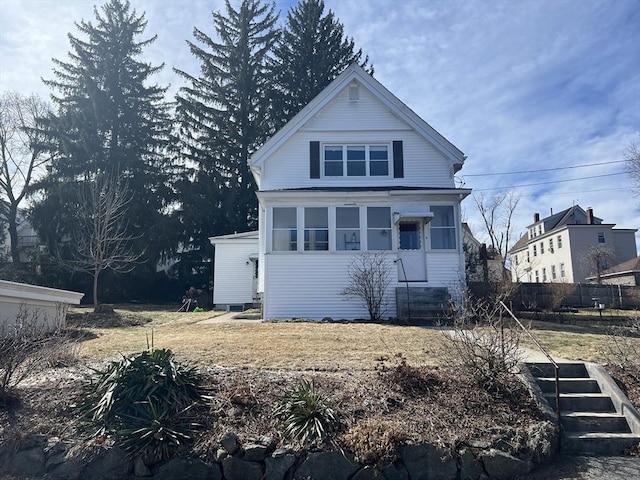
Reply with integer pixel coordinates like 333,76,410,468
69,305,446,371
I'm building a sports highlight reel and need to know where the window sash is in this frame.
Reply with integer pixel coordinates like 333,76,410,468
273,207,297,251
430,206,456,250
336,207,360,251
322,145,389,177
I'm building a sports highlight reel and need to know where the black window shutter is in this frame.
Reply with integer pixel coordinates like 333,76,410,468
393,140,404,178
310,141,320,179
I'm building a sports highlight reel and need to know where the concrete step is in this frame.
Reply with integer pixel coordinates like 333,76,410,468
527,362,589,379
562,432,640,455
561,412,631,433
544,393,616,413
536,378,601,394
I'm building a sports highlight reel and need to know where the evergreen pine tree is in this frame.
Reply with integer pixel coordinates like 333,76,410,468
271,0,373,128
173,0,278,278
32,0,173,288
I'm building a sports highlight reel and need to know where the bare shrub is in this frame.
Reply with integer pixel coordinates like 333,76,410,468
442,292,524,393
376,353,440,396
341,252,392,321
605,312,640,383
548,282,576,311
0,307,63,401
343,418,407,465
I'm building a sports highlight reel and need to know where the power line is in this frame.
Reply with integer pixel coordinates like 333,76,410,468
471,172,626,192
461,159,626,177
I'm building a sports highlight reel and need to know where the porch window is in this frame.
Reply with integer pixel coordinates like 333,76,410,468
367,207,391,250
304,207,329,251
430,206,456,249
336,207,360,250
272,207,297,251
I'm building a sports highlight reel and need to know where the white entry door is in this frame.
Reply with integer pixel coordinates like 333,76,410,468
397,220,427,281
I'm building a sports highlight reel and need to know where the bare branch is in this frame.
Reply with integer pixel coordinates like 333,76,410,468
65,173,144,309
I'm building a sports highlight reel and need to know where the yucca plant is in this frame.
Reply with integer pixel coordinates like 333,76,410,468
79,348,208,459
275,378,341,445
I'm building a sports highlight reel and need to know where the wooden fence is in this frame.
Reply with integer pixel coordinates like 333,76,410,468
467,282,640,310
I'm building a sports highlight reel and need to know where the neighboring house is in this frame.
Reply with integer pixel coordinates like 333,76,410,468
0,210,42,262
462,223,509,283
585,256,640,286
246,64,470,320
209,231,260,310
509,206,638,283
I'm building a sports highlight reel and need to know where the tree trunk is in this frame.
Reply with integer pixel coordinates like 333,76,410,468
8,205,20,264
93,270,100,311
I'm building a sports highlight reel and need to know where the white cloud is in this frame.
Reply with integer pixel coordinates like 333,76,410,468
1,0,638,251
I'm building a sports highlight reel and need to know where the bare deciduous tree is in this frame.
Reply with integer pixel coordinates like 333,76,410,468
0,92,52,263
67,174,143,310
472,190,520,272
582,245,616,284
626,142,640,209
341,252,392,321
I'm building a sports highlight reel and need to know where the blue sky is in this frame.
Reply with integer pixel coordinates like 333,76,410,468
1,0,639,251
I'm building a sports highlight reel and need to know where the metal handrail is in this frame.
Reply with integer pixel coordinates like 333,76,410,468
499,301,562,430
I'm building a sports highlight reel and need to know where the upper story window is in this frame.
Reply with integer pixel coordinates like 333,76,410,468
549,238,554,252
598,232,605,243
557,235,563,248
323,145,389,177
430,206,456,250
533,245,537,257
540,242,545,254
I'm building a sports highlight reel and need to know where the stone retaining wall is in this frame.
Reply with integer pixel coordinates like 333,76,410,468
0,422,557,480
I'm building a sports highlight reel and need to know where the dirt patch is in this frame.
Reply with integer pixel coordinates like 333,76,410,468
67,311,153,328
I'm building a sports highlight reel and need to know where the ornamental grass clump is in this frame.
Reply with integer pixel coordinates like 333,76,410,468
78,347,209,459
275,378,341,446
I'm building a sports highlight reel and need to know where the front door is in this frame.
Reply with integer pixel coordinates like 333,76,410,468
397,220,427,281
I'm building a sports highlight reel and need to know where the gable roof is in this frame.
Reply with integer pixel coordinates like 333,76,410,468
249,64,466,173
586,256,640,280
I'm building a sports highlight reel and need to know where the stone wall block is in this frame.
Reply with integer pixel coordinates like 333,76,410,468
352,464,386,479
294,451,359,480
381,460,410,480
222,455,263,480
458,448,485,480
155,458,222,480
481,449,532,480
221,431,241,455
81,447,132,480
400,443,456,480
6,447,46,477
244,442,269,462
265,453,296,480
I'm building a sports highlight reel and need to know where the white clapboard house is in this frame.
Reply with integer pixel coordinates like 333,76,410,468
211,64,470,320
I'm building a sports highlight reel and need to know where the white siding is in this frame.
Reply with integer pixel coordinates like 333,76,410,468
260,84,453,191
263,253,399,320
426,252,466,290
213,241,258,305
